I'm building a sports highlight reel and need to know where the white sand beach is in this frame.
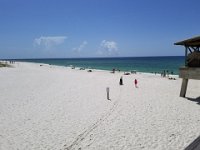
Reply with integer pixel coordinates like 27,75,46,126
0,62,200,150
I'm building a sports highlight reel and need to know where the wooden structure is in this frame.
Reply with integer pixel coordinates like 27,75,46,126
185,135,200,150
174,36,200,97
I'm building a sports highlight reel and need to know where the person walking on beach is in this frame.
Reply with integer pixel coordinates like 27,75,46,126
134,79,138,88
119,76,123,85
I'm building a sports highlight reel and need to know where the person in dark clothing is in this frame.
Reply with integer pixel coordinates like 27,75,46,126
119,76,123,85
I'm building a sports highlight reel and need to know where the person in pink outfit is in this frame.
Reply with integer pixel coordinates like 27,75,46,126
134,79,138,88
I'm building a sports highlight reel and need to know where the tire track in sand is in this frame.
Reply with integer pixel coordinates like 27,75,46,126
63,87,123,150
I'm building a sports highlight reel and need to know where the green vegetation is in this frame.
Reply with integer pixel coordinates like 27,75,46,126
0,62,11,67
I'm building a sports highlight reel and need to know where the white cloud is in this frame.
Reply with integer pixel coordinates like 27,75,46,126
34,36,67,48
98,40,119,56
73,41,88,53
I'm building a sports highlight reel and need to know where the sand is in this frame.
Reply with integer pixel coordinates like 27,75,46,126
0,62,200,150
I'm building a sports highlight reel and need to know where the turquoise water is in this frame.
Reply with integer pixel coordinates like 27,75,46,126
14,56,184,75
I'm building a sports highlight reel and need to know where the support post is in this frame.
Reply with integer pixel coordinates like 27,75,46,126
106,87,110,100
180,78,188,97
185,46,188,66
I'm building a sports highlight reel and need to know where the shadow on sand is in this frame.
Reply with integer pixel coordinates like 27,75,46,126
186,96,200,105
185,135,200,150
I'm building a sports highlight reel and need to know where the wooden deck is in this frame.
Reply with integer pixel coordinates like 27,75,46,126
179,67,200,97
185,135,200,150
180,67,200,80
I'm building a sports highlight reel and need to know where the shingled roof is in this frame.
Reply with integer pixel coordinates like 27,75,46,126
174,36,200,47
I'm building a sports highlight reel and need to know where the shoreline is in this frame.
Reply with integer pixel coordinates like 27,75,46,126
0,56,183,75
10,61,180,77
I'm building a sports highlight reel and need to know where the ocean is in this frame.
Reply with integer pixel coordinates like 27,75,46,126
14,56,184,75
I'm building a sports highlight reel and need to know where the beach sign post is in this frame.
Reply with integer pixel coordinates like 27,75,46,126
175,36,200,97
106,87,110,100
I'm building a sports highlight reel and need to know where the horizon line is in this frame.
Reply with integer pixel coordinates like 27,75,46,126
1,55,184,60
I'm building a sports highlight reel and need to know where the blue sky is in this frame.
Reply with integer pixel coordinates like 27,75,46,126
0,0,200,59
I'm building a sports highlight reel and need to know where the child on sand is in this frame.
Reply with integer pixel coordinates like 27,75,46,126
134,79,138,88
